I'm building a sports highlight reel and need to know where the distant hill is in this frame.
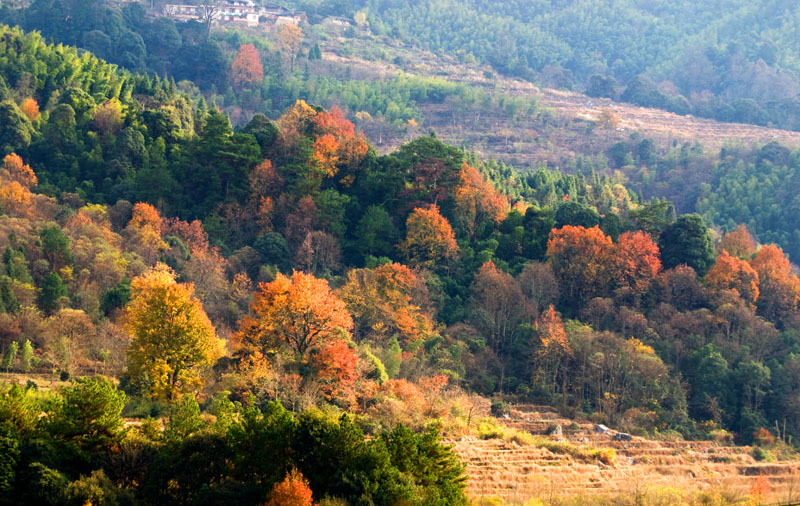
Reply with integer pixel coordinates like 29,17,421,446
334,0,800,131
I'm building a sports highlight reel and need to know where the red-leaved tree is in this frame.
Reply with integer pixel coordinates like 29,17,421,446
231,44,264,89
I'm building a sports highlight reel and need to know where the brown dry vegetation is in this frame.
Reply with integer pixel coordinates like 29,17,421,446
314,31,800,170
452,405,800,505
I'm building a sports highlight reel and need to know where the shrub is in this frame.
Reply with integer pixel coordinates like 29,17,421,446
490,400,510,417
751,446,774,462
753,427,776,447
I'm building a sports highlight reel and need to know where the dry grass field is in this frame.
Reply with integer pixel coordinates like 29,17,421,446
451,405,800,505
0,372,69,392
316,32,800,170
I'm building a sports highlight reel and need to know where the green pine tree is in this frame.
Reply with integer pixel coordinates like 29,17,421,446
0,277,19,315
39,272,67,314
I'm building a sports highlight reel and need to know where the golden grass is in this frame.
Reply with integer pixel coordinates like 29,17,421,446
468,483,763,506
0,372,69,392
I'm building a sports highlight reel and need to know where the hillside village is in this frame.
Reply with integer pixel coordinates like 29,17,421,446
158,0,315,29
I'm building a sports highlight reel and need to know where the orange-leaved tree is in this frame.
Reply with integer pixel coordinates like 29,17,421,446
337,262,436,345
311,133,340,177
236,271,353,361
2,152,37,188
453,162,508,238
311,339,359,404
749,244,800,320
533,305,572,404
400,205,458,268
612,230,662,300
20,97,40,122
705,250,760,304
547,225,613,305
231,44,264,89
125,265,224,400
312,106,355,138
125,202,168,265
718,224,756,258
264,469,313,506
312,106,369,171
0,153,36,217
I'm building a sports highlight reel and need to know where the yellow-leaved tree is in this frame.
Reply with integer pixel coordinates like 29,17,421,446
125,265,224,400
399,205,458,268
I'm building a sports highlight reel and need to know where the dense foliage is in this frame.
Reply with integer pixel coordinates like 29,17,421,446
1,18,800,506
0,384,466,505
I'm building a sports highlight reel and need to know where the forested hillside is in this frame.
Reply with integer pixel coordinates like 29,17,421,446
1,7,800,505
334,0,800,130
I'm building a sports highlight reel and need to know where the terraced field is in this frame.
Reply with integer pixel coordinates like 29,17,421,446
451,405,800,504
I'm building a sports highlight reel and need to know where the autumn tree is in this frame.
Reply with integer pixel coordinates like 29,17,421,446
200,0,220,39
20,97,40,123
596,108,620,130
311,107,350,137
125,265,223,400
264,469,313,506
338,263,435,345
311,134,339,177
276,24,303,72
400,206,458,268
612,230,662,302
44,309,95,376
718,224,756,258
277,100,317,145
533,305,572,404
2,153,37,189
245,160,281,236
230,44,264,89
236,271,353,361
284,196,319,250
125,203,168,265
471,261,527,391
0,180,32,217
518,261,559,319
453,162,508,238
311,339,359,404
705,250,760,304
547,225,613,308
749,244,800,321
296,230,342,276
92,99,124,138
